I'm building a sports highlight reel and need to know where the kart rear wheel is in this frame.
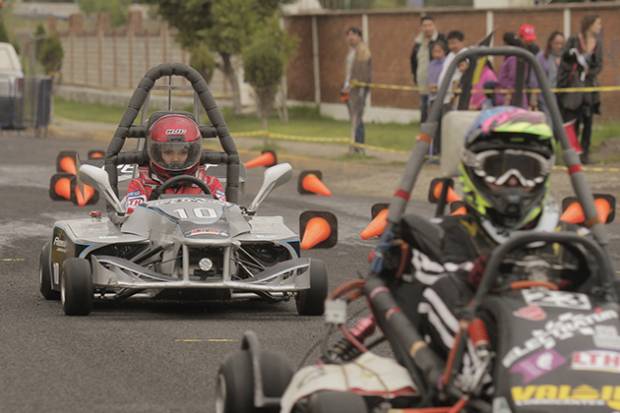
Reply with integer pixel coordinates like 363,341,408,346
39,241,60,300
307,391,367,413
216,351,254,413
61,258,93,316
296,259,327,316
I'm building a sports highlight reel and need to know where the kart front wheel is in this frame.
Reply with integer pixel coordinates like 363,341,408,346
216,351,254,413
39,241,60,300
296,259,327,316
61,258,93,316
216,350,292,413
307,391,367,413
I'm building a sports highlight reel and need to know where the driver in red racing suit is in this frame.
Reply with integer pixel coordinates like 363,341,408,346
122,113,225,213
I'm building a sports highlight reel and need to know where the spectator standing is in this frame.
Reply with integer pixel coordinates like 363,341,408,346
536,31,565,112
469,60,498,110
427,39,447,155
497,32,536,107
410,16,446,122
537,31,565,88
437,30,468,105
342,27,372,155
557,15,603,164
518,23,540,56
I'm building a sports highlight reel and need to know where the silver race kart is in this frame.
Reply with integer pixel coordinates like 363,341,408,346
39,63,334,316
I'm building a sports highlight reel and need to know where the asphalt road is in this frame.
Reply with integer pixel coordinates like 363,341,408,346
0,132,414,413
1,132,619,412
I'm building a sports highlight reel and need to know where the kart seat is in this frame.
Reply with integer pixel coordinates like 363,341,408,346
440,110,479,177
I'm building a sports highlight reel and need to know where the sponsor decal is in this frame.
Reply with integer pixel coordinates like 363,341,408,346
514,304,547,321
127,194,147,207
511,385,620,409
184,228,228,238
165,128,186,135
594,325,620,351
510,349,565,384
502,310,619,367
522,289,591,310
572,350,620,374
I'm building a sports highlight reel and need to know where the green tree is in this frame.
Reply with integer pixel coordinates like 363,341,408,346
77,0,131,27
0,14,9,43
34,24,64,76
189,43,216,84
148,0,293,115
242,18,296,129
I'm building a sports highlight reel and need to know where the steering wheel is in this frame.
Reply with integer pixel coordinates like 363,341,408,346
149,175,212,200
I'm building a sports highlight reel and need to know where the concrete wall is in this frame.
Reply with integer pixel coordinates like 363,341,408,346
285,2,620,122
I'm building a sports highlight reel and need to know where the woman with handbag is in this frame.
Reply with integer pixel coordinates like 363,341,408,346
557,15,603,164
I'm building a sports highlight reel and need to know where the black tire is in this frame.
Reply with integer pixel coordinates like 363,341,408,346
296,259,328,316
260,351,293,410
61,258,93,316
307,391,367,413
216,351,255,413
39,242,60,300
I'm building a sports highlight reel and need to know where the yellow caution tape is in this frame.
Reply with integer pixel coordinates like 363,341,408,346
351,80,620,94
227,130,620,171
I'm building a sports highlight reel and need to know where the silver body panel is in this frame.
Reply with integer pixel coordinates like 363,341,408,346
51,196,304,296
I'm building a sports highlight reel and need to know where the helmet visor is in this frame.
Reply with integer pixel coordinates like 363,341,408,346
148,141,201,173
464,149,553,188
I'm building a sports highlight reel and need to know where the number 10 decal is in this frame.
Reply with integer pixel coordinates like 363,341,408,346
173,208,217,219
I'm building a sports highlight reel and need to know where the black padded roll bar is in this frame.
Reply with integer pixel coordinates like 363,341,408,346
471,231,618,309
124,125,218,139
384,46,609,249
105,63,240,203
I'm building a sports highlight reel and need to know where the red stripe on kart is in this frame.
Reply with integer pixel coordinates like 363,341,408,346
369,286,389,299
394,189,410,201
568,164,582,174
385,306,401,320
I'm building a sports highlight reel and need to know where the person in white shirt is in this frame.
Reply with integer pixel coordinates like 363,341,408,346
437,30,468,104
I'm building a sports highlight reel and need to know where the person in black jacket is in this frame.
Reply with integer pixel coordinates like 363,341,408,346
557,15,603,164
410,15,446,122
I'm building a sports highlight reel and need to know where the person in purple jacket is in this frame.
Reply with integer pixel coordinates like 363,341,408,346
497,32,536,108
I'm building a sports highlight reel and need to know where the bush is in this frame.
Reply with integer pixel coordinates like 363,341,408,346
190,44,216,84
34,25,64,76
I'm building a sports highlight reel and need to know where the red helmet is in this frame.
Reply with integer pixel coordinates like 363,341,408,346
147,114,202,180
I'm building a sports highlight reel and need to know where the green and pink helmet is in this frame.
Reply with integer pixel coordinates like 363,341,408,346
459,106,555,230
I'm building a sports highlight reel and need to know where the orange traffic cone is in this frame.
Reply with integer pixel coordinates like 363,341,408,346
594,197,612,223
299,211,338,250
433,182,461,203
301,217,332,250
73,184,98,207
54,177,73,200
560,200,584,224
245,150,277,169
88,149,105,160
298,170,332,196
56,151,79,175
49,173,75,201
360,208,388,240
